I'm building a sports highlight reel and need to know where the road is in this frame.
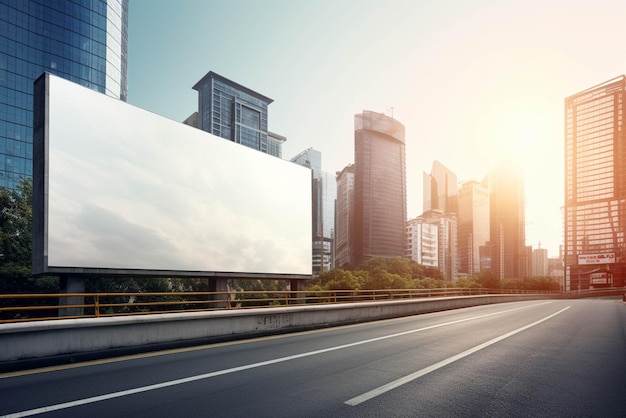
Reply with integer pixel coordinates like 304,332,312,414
1,298,625,417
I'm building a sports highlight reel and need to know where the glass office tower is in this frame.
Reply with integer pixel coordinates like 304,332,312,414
335,164,355,268
484,162,526,280
458,180,490,276
291,147,336,274
0,0,128,189
423,160,458,214
353,110,407,266
564,76,626,290
193,71,283,157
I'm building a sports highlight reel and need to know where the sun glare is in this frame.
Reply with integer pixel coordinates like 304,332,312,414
472,98,559,174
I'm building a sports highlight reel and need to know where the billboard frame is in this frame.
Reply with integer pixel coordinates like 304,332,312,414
32,73,312,281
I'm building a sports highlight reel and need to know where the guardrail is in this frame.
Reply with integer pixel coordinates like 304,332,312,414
0,287,562,324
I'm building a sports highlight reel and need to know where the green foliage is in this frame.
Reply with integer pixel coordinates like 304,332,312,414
454,277,481,288
84,277,172,293
0,178,32,275
423,266,444,281
475,270,500,289
526,276,560,291
0,178,47,294
317,269,365,290
229,279,287,292
310,257,450,291
502,276,560,291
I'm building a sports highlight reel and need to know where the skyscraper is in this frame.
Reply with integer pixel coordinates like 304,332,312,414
421,161,459,280
485,162,526,280
406,216,438,268
0,0,128,189
334,164,355,268
564,76,626,290
423,160,458,214
291,148,336,274
353,111,406,266
532,247,548,277
192,71,284,157
458,180,490,276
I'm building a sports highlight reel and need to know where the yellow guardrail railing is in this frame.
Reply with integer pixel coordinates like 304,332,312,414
0,287,563,324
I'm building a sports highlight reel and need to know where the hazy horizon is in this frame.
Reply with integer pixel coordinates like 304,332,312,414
128,0,626,258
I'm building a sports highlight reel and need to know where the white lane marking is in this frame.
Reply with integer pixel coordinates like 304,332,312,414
4,301,553,417
345,305,571,406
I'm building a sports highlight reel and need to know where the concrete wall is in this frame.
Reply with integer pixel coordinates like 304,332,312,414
0,295,552,369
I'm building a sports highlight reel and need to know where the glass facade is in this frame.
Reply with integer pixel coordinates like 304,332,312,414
564,76,626,289
485,162,526,280
334,164,354,268
267,131,286,159
458,180,490,276
290,148,336,274
193,71,284,157
353,111,407,266
0,0,128,189
424,160,458,214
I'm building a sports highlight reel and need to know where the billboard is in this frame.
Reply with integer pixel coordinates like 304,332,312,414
589,272,608,285
32,73,312,278
577,253,615,265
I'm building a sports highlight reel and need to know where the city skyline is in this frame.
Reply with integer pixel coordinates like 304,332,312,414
128,0,626,258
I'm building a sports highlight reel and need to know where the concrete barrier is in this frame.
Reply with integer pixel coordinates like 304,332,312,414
0,294,552,371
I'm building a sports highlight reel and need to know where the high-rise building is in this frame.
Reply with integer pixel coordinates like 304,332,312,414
548,257,564,286
192,71,284,157
422,209,457,281
291,147,321,176
423,160,458,214
0,0,128,189
268,131,286,159
406,216,438,268
334,164,355,268
532,247,548,277
458,180,490,276
564,76,626,290
290,148,336,274
353,111,407,266
484,162,526,280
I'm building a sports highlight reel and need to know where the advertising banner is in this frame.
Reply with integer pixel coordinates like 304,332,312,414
33,74,312,278
578,253,615,265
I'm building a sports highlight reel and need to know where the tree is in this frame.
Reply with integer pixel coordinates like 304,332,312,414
475,270,500,289
317,269,364,290
422,266,444,281
0,178,34,291
454,277,481,288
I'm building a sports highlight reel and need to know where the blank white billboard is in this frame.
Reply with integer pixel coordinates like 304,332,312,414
33,74,312,278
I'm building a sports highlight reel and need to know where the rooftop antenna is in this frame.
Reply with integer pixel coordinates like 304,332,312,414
538,240,541,249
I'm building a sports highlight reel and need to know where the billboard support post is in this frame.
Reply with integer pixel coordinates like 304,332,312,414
59,275,85,317
290,279,306,304
208,278,228,309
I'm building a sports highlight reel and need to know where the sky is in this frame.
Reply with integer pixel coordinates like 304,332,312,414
127,0,626,259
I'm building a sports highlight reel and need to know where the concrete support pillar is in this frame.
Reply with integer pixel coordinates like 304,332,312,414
59,275,85,317
208,277,229,309
290,279,306,304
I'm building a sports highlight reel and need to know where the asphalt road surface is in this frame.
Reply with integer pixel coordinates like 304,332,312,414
1,298,625,417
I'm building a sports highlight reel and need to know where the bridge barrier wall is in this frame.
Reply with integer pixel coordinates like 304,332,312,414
0,294,555,369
